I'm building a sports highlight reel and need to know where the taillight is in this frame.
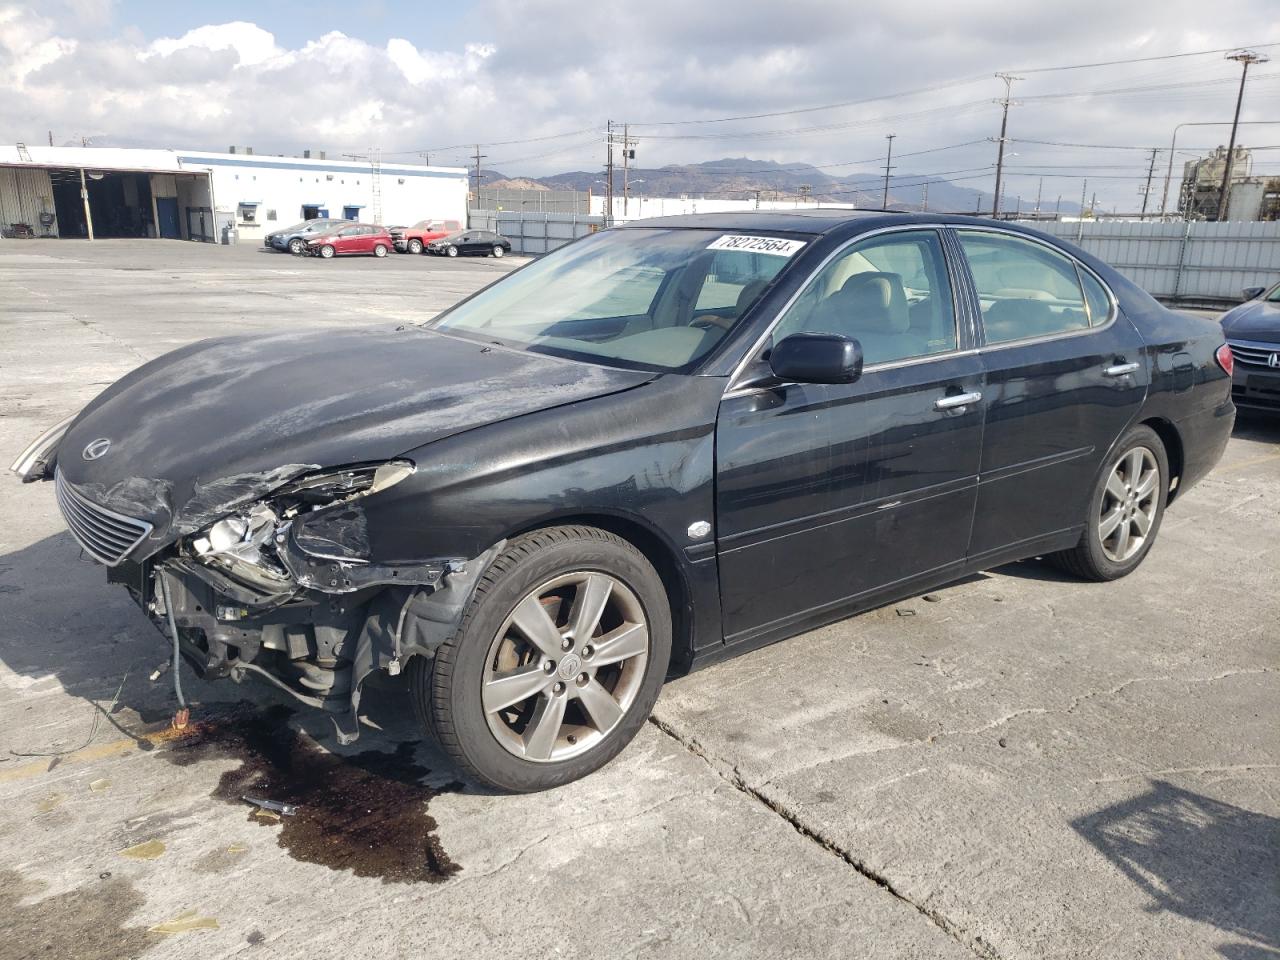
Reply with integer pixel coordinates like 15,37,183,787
1215,343,1234,376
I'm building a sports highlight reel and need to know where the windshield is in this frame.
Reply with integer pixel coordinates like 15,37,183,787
1268,284,1280,303
430,228,803,372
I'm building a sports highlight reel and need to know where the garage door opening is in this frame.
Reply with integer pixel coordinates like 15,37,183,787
50,170,156,238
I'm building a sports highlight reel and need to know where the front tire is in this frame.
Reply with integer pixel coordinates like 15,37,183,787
492,245,505,258
410,526,671,792
408,238,423,254
1050,425,1168,581
445,244,458,258
288,237,305,255
319,244,335,259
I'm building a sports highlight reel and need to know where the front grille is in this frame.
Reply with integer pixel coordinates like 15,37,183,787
1228,340,1280,369
55,470,153,567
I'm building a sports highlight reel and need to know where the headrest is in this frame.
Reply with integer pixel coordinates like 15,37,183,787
735,279,768,314
835,272,910,334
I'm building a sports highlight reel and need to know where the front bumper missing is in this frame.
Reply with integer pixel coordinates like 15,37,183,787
139,541,502,744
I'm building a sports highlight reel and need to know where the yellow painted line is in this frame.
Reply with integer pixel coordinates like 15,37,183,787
0,723,191,785
1214,451,1280,475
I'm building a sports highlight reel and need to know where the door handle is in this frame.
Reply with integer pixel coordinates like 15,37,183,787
934,391,982,411
1103,361,1140,377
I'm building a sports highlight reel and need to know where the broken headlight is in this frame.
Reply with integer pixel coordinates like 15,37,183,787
188,461,415,597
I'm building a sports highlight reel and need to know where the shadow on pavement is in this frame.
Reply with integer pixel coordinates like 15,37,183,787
1232,412,1280,443
1072,780,1280,958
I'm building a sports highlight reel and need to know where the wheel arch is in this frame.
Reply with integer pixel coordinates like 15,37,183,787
1140,416,1185,501
504,512,695,668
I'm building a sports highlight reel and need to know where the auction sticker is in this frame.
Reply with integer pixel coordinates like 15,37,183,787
706,235,807,257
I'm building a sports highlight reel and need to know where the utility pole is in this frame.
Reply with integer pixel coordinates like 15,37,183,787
752,189,762,209
471,145,486,205
47,130,53,147
881,133,896,211
1034,177,1043,216
991,73,1021,218
1217,50,1268,221
604,120,615,225
1140,146,1159,217
1080,179,1088,218
921,181,929,212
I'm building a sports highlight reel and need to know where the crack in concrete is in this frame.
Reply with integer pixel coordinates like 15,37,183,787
648,714,1002,960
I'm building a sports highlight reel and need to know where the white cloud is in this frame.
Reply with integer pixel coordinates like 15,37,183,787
146,20,281,67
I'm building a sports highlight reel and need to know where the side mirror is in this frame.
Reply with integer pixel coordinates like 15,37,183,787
1243,286,1266,301
769,333,863,384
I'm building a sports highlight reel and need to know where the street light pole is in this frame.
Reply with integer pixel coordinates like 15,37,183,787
1216,50,1268,222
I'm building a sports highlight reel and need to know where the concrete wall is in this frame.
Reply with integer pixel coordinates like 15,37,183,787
177,153,469,242
0,167,58,237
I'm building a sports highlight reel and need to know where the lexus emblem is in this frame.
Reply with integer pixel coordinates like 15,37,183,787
82,438,111,461
1269,352,1280,369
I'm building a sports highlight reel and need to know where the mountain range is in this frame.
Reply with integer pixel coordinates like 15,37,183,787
481,156,1063,213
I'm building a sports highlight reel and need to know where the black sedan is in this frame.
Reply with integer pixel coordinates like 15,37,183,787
12,212,1234,792
1221,281,1280,415
426,229,512,258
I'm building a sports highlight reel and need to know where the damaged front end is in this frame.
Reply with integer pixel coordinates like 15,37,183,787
98,461,491,744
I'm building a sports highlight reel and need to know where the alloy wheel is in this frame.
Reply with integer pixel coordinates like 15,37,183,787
481,571,650,763
1099,447,1160,562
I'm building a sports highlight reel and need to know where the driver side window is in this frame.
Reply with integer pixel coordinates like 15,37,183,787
773,230,958,365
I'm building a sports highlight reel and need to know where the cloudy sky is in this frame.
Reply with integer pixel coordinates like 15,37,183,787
4,0,1280,210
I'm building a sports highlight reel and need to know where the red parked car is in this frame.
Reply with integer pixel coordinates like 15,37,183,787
305,223,393,259
389,219,463,254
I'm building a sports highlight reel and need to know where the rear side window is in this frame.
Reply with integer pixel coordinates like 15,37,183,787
1079,268,1113,325
957,232,1089,344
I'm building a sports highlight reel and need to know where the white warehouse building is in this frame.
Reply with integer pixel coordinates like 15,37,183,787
0,145,468,244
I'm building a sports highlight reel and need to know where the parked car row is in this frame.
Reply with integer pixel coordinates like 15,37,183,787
263,217,512,260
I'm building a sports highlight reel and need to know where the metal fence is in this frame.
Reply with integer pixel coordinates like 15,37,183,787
1025,219,1280,304
472,188,590,215
468,209,603,255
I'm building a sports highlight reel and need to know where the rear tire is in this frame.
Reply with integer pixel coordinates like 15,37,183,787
374,243,388,258
408,238,423,254
1049,425,1168,581
319,244,335,259
410,525,671,792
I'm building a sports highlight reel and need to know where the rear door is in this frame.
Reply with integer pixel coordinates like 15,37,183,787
954,229,1148,561
715,228,985,644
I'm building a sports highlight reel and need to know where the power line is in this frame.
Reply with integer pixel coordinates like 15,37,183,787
1010,41,1280,74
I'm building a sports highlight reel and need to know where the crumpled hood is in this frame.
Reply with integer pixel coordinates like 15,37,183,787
1221,299,1280,343
55,328,652,542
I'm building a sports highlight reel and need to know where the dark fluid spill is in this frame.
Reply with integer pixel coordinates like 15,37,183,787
163,703,461,884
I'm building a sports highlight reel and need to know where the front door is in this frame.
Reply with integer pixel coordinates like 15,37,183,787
715,228,985,645
954,229,1148,561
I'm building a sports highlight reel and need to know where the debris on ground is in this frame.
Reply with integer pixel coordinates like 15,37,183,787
896,608,916,617
923,594,942,603
242,795,297,817
89,778,111,792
